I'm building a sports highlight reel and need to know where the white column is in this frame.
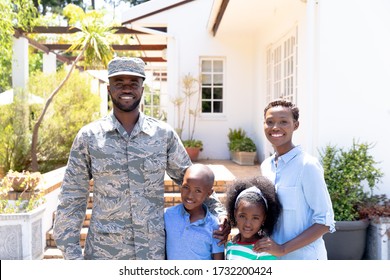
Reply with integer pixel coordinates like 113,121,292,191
12,37,29,89
99,83,108,116
43,52,57,74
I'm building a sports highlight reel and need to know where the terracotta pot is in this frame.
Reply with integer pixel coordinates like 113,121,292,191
185,147,201,162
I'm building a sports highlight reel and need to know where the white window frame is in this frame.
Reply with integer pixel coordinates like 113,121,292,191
266,26,298,103
199,57,225,116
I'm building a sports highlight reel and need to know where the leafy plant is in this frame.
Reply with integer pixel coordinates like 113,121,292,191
227,128,246,142
182,139,203,151
2,170,42,192
227,128,257,152
358,194,390,221
0,89,31,172
319,140,384,221
172,73,202,142
0,170,45,213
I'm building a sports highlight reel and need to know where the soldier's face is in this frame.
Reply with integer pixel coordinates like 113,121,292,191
108,75,144,112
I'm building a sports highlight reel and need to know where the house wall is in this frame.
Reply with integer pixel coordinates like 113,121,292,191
316,0,390,197
136,0,258,160
122,0,390,197
250,1,308,163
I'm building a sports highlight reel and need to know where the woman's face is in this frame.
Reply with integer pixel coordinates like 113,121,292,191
235,199,266,243
263,106,299,155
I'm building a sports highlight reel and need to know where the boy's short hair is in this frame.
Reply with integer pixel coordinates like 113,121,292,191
185,164,215,189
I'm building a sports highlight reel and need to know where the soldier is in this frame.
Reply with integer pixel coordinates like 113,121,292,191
53,57,228,260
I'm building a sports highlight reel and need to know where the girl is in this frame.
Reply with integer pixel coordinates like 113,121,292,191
225,176,281,260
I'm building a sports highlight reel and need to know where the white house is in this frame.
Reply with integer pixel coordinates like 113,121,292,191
121,0,390,197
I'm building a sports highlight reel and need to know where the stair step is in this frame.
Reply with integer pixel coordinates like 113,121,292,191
43,247,64,259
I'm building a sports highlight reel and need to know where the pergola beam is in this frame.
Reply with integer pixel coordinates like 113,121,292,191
43,44,167,51
17,26,167,35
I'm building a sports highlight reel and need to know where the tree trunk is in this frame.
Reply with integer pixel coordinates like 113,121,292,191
30,49,85,171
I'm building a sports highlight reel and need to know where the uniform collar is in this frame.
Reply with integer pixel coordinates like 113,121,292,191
105,110,155,136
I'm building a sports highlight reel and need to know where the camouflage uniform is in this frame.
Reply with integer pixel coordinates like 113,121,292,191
53,111,225,260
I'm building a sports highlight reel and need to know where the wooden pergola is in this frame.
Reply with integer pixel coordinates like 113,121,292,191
14,26,168,65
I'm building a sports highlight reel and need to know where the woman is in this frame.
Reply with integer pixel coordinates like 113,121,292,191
254,99,335,260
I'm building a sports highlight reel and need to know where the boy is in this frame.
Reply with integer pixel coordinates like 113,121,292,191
164,164,225,260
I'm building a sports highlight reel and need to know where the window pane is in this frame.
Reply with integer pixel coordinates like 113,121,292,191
202,74,211,86
153,94,160,104
213,74,223,86
202,60,212,72
213,60,223,72
213,88,223,99
153,108,160,118
202,101,211,113
144,95,151,105
213,101,223,113
144,107,151,116
202,88,211,99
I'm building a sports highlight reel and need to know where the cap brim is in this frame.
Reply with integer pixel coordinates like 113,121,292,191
108,71,145,78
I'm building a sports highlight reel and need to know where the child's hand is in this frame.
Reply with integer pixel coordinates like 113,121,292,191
253,236,283,256
213,216,231,246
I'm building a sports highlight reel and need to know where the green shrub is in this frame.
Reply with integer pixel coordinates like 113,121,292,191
227,128,246,142
182,139,203,151
228,137,257,152
227,128,256,152
319,140,384,221
0,89,31,172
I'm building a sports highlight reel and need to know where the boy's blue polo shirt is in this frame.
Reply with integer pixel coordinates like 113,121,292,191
164,203,224,260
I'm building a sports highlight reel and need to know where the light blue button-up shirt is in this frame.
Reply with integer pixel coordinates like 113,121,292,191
164,204,225,260
261,146,335,260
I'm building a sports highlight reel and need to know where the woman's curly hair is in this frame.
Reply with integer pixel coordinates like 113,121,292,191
225,176,281,236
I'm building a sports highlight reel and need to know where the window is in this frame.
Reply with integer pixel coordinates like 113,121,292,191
143,84,161,118
200,58,224,113
266,27,298,103
142,69,167,121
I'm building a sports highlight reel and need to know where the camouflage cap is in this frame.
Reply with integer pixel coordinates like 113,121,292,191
107,57,146,79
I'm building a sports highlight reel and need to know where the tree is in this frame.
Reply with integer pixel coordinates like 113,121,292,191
30,4,115,171
0,0,38,92
32,0,85,15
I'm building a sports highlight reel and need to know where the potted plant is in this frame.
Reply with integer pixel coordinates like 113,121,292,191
0,170,46,259
227,128,257,165
319,140,384,260
172,73,203,161
182,139,203,162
